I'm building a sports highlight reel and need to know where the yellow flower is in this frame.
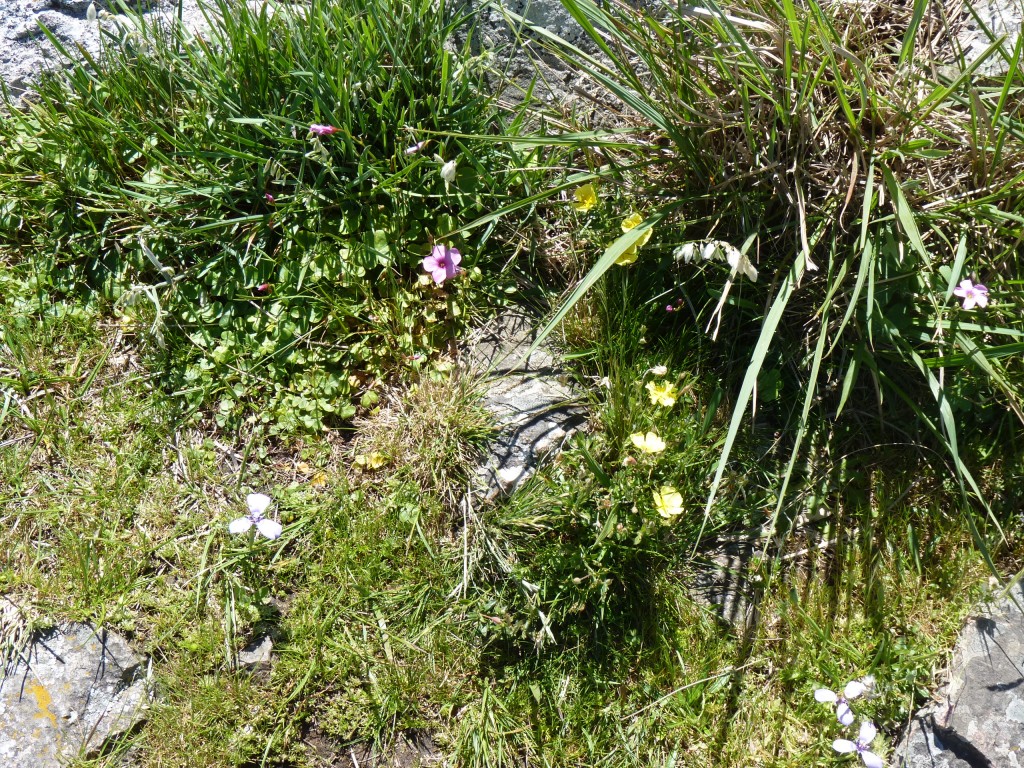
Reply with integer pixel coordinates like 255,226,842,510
646,381,677,408
630,431,666,454
571,183,598,212
616,212,653,266
653,486,683,522
354,451,387,471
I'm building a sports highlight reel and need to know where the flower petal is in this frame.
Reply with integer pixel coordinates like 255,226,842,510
833,739,857,754
837,701,854,726
256,518,283,540
814,689,838,703
247,493,272,516
844,681,867,700
229,517,253,534
858,721,877,743
860,750,884,768
831,741,856,757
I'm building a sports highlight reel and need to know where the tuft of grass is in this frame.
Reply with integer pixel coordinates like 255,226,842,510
351,372,496,508
500,0,1024,560
0,0,545,432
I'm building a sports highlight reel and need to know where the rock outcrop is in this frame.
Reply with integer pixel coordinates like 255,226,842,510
896,584,1024,767
0,619,150,766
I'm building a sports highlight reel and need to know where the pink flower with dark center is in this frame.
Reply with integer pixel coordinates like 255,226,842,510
309,124,339,136
422,244,462,285
953,279,989,310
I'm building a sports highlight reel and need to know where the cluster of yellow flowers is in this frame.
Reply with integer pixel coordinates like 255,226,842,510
569,184,653,266
627,367,683,524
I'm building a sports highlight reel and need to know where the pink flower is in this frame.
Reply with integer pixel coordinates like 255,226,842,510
422,244,462,285
264,193,275,204
309,124,339,136
953,279,989,310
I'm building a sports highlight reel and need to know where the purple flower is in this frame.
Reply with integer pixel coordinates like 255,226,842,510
833,721,884,768
953,279,989,310
815,680,867,726
229,493,282,540
264,193,275,204
309,124,339,137
422,244,462,285
405,140,428,155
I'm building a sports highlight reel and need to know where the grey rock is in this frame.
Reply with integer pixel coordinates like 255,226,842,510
463,311,587,500
237,634,274,671
0,622,149,766
895,585,1024,767
956,0,1024,77
688,531,765,631
0,0,216,101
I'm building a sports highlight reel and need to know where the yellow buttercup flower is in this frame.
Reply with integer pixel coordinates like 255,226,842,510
646,381,677,408
616,212,653,266
630,431,666,454
653,486,683,522
571,183,598,212
354,451,387,471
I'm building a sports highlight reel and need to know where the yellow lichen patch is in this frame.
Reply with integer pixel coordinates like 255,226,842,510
29,683,57,728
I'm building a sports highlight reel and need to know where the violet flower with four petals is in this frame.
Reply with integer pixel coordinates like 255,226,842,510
229,493,283,540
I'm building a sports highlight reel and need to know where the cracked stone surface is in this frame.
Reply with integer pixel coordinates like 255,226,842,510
0,0,274,101
463,311,587,500
895,583,1024,767
956,0,1024,76
0,621,149,766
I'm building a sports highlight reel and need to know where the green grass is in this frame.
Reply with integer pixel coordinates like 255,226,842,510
0,256,1003,767
3,0,1024,765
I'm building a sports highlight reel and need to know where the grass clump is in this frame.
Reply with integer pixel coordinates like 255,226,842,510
524,0,1024,541
0,0,539,432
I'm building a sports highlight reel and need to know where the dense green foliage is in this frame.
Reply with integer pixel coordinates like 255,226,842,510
3,0,1024,766
1,0,535,430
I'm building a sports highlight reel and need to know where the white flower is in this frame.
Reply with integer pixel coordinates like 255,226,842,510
649,365,668,377
87,2,97,22
673,242,699,263
815,680,867,726
229,493,283,540
440,159,458,184
721,242,758,282
833,721,884,768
